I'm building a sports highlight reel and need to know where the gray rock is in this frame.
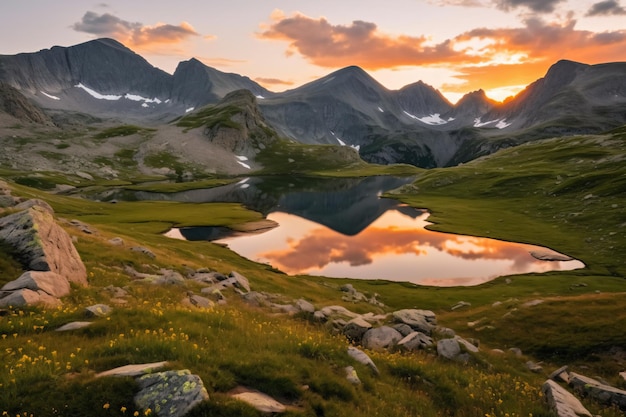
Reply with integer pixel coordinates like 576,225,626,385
183,294,214,309
154,270,185,285
56,321,93,331
108,237,124,246
103,285,128,299
451,301,471,311
392,309,436,334
342,317,372,343
318,305,359,320
241,291,269,307
230,388,286,413
549,365,570,383
1,270,70,298
362,326,403,351
96,361,169,378
228,271,250,292
526,361,543,373
130,246,156,259
190,272,222,284
345,366,361,385
433,326,456,338
522,299,544,307
509,347,523,357
134,370,209,417
569,372,626,409
347,346,379,375
295,299,315,313
85,304,112,317
0,202,87,286
393,323,414,337
455,336,479,353
0,288,60,308
271,303,299,315
542,379,592,417
397,331,434,351
437,338,461,360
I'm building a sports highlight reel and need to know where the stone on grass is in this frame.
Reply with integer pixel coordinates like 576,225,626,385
56,321,93,331
134,370,208,417
295,299,315,313
347,346,379,375
228,271,250,292
549,366,570,383
362,326,403,351
1,271,70,298
0,288,60,308
96,361,169,378
397,332,434,351
183,294,214,309
392,309,436,334
230,388,286,413
108,237,124,246
437,338,461,360
130,246,156,259
569,372,626,409
343,317,372,343
392,323,413,337
345,366,361,385
542,379,591,417
526,361,543,373
455,336,479,353
85,304,112,317
451,301,471,311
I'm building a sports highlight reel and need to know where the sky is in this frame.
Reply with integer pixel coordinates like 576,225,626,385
2,0,626,103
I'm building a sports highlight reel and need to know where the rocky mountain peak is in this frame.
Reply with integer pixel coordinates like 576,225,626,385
0,82,53,125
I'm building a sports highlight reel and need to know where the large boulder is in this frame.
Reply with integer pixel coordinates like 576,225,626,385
134,370,208,417
542,380,592,417
397,332,434,351
347,346,379,375
362,326,403,351
342,317,372,343
1,271,70,298
0,288,60,308
392,309,436,334
0,202,87,286
437,338,461,360
569,372,626,409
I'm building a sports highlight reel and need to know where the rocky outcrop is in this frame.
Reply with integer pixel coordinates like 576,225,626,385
134,370,209,417
0,82,53,124
569,372,626,409
542,380,592,417
362,326,403,351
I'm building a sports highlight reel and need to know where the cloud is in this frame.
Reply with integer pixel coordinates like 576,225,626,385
258,12,481,69
196,57,246,67
72,11,200,49
494,0,565,13
428,0,488,6
255,77,295,86
586,0,626,16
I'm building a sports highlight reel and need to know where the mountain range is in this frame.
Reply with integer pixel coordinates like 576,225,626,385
1,38,625,168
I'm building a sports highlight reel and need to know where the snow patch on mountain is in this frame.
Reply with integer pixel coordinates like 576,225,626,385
377,107,384,113
256,95,265,100
474,118,512,129
235,155,249,161
496,119,512,129
236,160,251,169
332,131,360,151
185,107,195,113
75,83,121,101
124,93,162,104
41,91,60,100
403,111,450,125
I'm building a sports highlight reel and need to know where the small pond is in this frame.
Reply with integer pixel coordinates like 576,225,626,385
90,176,584,286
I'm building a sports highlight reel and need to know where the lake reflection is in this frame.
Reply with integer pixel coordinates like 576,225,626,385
212,207,583,286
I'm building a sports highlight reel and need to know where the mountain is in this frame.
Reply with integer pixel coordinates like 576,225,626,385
0,82,53,125
1,39,625,168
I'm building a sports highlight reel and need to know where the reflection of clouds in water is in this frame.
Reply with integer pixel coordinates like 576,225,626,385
260,225,542,275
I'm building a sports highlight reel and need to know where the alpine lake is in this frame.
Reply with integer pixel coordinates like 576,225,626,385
91,176,584,286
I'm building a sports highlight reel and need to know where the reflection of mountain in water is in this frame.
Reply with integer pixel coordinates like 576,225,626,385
87,176,416,236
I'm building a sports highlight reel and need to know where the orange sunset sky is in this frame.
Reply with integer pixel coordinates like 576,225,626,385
2,0,626,103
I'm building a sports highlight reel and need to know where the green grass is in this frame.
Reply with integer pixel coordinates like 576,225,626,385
176,105,243,132
93,125,156,140
1,128,626,416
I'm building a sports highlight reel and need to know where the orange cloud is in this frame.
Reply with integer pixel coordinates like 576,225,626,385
73,11,201,50
255,77,295,86
260,225,540,275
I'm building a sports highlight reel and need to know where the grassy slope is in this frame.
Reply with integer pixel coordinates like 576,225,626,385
1,129,625,416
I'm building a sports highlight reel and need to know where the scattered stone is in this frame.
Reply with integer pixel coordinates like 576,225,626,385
526,361,543,373
134,370,209,417
433,326,456,339
569,372,626,409
342,317,372,343
130,246,156,259
189,271,222,284
345,366,361,385
103,285,128,299
492,301,502,307
397,331,434,351
455,336,479,353
317,305,359,321
549,366,570,383
96,361,169,378
451,301,471,311
522,299,544,307
241,291,270,307
542,379,592,417
183,293,214,309
69,219,95,234
347,346,379,375
55,321,93,331
509,347,523,357
230,387,286,413
437,338,461,360
295,299,315,313
392,323,414,337
392,309,436,335
85,304,112,317
108,237,124,246
227,271,250,292
362,326,403,351
154,269,185,285
271,303,299,315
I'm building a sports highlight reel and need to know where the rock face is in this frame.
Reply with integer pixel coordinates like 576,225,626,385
542,380,592,417
569,372,626,409
134,370,209,417
0,202,87,286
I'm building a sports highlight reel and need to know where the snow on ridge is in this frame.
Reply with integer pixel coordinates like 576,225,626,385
403,111,449,125
235,155,249,161
496,119,511,129
41,91,60,100
236,160,251,169
75,83,121,101
336,137,346,146
185,107,195,113
256,95,265,100
351,144,361,151
124,93,162,104
474,118,512,129
377,106,384,113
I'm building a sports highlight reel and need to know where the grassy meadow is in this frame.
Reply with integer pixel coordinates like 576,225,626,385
1,128,625,416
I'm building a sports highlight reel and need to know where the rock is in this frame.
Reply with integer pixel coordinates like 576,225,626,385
134,370,209,417
509,347,523,357
183,294,214,309
318,305,359,321
1,270,70,298
295,299,315,313
549,366,570,383
96,361,169,378
189,271,221,284
0,194,19,207
451,301,471,310
455,336,479,353
392,309,436,334
345,366,361,385
569,372,626,409
526,361,543,373
530,250,574,261
108,237,124,246
362,326,403,351
0,202,87,286
230,388,286,413
69,219,95,234
437,338,461,360
620,371,626,382
0,288,60,308
271,303,299,315
343,317,373,343
491,349,505,354
347,346,379,375
228,271,250,292
241,291,269,307
103,285,128,299
14,199,54,214
130,246,156,259
433,326,456,339
85,304,112,317
522,299,544,307
397,331,434,351
56,321,93,331
341,284,356,293
393,323,414,337
542,379,592,417
154,270,185,285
